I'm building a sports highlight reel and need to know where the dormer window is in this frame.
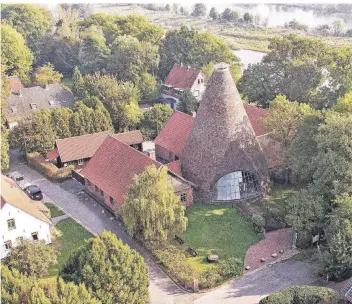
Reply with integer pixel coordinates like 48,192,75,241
49,100,55,106
30,103,37,110
174,88,184,97
162,84,172,93
198,79,201,84
11,106,17,113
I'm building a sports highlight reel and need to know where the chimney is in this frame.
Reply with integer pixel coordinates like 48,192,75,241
191,111,196,117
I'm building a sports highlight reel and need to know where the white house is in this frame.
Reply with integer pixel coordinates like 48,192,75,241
161,63,205,109
1,175,52,259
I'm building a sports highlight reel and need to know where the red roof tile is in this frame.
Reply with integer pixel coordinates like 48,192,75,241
81,136,161,207
244,104,267,137
165,64,202,89
112,130,143,146
46,148,59,161
166,160,182,175
154,111,194,156
7,76,24,93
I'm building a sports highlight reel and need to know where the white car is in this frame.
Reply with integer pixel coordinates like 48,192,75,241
9,171,30,189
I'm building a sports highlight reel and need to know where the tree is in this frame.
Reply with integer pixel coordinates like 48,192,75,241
191,3,207,17
82,97,113,132
209,7,219,20
1,70,10,172
333,91,352,113
243,12,254,23
120,165,188,242
4,239,58,278
221,8,238,22
165,4,171,11
69,101,94,136
61,231,149,304
159,26,240,80
140,104,173,140
72,66,86,99
137,73,159,101
32,109,56,154
52,107,72,139
333,18,346,36
1,4,52,56
33,63,63,86
1,23,33,77
319,194,352,281
1,265,99,304
177,89,198,115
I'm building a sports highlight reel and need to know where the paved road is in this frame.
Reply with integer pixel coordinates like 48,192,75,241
9,150,319,304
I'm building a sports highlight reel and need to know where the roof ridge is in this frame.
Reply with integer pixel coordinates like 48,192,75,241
56,130,111,142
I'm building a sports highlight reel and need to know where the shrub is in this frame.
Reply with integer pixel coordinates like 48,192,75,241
252,214,265,233
259,285,338,304
199,267,222,289
27,152,73,181
264,207,287,231
219,257,243,279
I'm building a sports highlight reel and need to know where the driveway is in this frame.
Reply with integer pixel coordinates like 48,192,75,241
9,150,319,304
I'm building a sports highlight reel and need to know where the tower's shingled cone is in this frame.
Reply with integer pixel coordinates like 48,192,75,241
181,63,270,202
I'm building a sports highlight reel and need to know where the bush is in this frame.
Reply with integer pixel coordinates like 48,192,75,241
264,207,287,231
252,214,265,233
219,257,243,279
27,152,73,181
259,285,338,304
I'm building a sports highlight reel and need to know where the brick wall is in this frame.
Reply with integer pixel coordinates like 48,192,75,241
155,144,177,163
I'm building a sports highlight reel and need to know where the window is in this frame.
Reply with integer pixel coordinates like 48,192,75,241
198,79,200,84
95,185,99,192
201,78,204,84
31,232,38,240
7,219,16,231
30,103,38,110
193,90,199,97
4,241,12,250
100,189,104,196
213,171,259,201
110,196,114,204
180,193,187,203
78,159,84,165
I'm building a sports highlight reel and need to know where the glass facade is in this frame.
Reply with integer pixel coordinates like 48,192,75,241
213,171,259,201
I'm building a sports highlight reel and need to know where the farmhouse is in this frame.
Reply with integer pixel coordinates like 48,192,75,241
161,63,205,108
6,83,74,129
81,135,194,212
47,130,144,168
0,175,52,259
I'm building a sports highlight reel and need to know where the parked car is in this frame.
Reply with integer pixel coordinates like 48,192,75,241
9,171,30,189
24,185,43,201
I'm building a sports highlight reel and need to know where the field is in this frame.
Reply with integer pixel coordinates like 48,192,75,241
176,204,261,273
48,218,93,277
93,4,352,53
44,202,64,218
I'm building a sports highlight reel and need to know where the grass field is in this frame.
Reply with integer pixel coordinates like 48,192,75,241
262,185,298,214
94,4,352,53
48,218,93,277
44,202,64,218
177,204,261,273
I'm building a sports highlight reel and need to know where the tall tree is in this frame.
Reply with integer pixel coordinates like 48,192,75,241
69,102,94,136
52,107,72,139
1,23,33,78
191,3,207,17
1,69,10,172
1,4,52,56
33,63,63,86
120,165,188,242
72,66,86,99
333,91,352,113
140,104,173,140
31,109,56,154
137,72,159,102
177,89,198,115
4,239,58,278
1,265,99,304
209,7,219,20
82,97,113,132
61,231,149,304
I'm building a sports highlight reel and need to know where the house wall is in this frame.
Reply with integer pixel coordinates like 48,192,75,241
190,72,206,101
174,186,193,206
155,144,178,163
0,203,51,259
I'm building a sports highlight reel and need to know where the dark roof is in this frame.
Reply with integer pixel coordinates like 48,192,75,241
164,63,202,89
7,76,24,94
6,83,74,122
55,130,144,163
342,278,352,301
154,111,194,156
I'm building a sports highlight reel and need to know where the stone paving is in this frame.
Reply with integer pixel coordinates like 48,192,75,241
52,214,70,225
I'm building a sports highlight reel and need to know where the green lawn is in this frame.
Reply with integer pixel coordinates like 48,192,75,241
44,202,64,218
262,184,298,214
179,204,261,272
48,218,93,277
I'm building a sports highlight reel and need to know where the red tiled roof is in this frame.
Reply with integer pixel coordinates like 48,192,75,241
244,104,267,137
166,160,182,175
165,64,201,89
112,130,143,146
81,136,162,207
56,130,144,163
7,76,24,93
46,148,59,161
154,111,194,156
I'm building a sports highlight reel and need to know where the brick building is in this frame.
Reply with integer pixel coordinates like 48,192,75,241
81,136,194,212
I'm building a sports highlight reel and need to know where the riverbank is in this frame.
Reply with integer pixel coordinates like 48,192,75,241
93,4,352,53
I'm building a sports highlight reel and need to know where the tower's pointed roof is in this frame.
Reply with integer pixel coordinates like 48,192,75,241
181,63,269,202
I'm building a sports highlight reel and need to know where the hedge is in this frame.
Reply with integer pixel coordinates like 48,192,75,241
259,285,338,304
27,152,74,181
